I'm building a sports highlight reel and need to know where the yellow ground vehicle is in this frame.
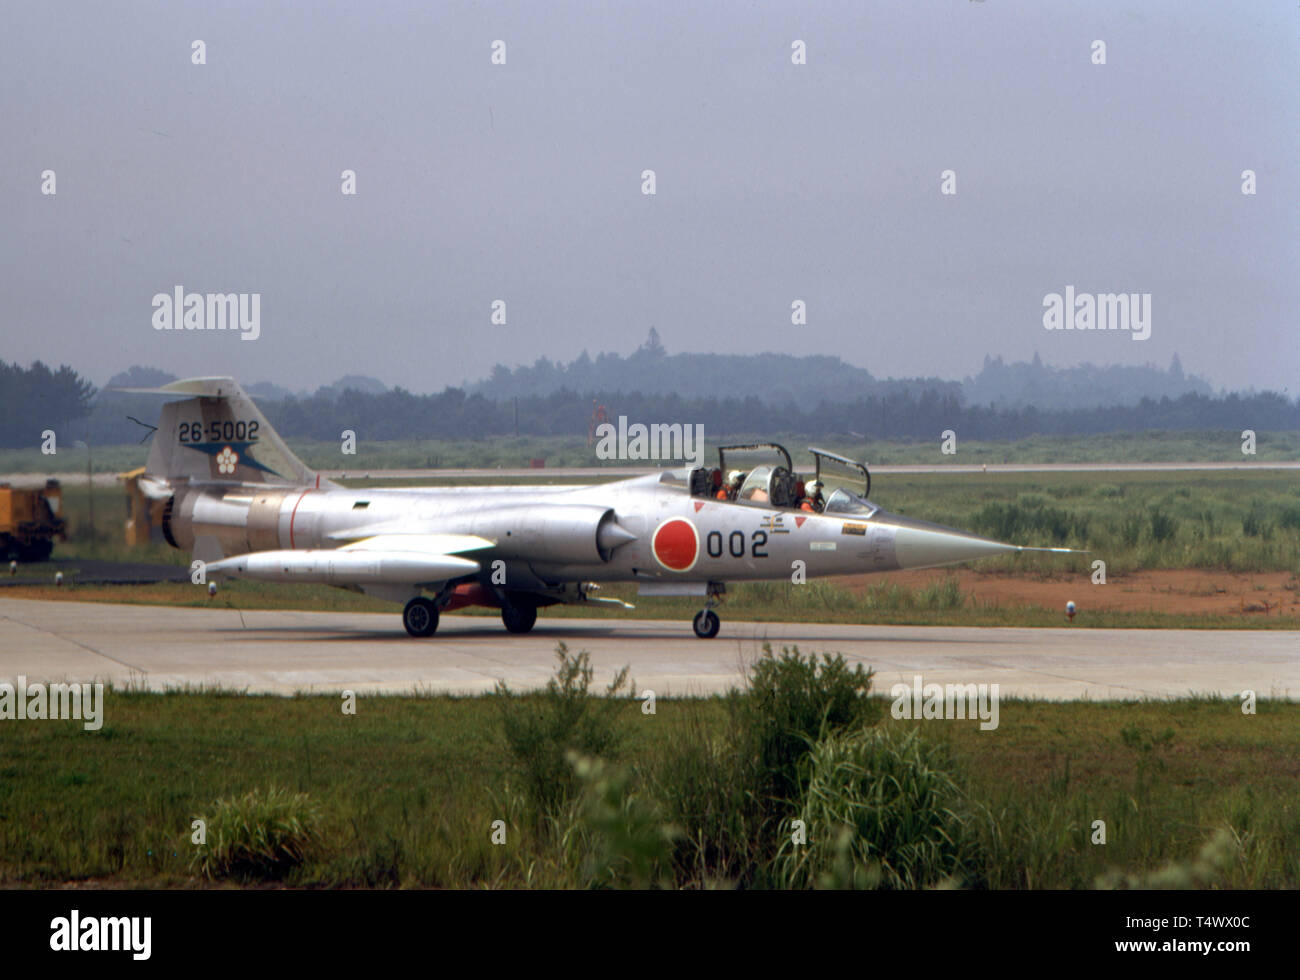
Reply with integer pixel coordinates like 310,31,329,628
118,466,169,547
0,480,66,562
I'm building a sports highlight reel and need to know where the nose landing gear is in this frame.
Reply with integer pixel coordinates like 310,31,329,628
692,609,720,639
692,582,725,639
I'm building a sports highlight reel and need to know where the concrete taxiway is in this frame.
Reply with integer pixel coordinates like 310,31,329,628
1,597,1296,700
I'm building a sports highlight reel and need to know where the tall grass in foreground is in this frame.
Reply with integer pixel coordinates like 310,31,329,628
643,645,883,887
3,661,1298,889
494,643,634,820
771,727,982,889
190,785,322,881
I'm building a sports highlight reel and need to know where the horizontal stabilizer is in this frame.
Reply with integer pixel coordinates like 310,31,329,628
110,377,249,398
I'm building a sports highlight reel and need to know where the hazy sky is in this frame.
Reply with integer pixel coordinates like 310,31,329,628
3,1,1297,396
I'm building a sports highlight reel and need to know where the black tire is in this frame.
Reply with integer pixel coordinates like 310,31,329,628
692,609,720,639
502,603,537,634
402,597,439,637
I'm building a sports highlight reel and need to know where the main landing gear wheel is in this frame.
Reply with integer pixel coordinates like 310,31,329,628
502,604,537,634
693,609,720,639
403,597,439,637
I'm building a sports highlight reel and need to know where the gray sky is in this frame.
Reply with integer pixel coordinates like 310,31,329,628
2,1,1297,396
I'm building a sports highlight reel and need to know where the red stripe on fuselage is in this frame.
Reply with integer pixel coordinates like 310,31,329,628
289,489,313,549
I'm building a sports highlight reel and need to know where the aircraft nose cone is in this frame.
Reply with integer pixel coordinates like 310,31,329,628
884,513,1021,570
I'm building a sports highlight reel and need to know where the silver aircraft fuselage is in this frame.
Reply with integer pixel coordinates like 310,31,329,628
128,377,1065,638
178,472,1026,590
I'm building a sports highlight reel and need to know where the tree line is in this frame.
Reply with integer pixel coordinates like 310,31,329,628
1,359,1295,449
261,386,1299,442
0,361,96,448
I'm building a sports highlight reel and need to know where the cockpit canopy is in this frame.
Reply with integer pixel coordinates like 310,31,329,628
822,487,879,517
736,465,798,507
685,442,876,515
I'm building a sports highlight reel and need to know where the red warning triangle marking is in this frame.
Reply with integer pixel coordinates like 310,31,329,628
795,516,807,528
694,501,705,512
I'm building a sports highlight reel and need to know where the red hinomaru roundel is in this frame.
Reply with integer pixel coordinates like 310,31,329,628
651,517,699,572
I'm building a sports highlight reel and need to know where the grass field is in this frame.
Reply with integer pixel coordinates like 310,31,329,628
1,656,1296,889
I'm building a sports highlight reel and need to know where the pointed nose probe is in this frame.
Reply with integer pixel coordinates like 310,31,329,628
880,512,1065,570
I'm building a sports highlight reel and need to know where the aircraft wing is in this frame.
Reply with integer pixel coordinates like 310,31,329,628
337,533,496,555
324,521,488,543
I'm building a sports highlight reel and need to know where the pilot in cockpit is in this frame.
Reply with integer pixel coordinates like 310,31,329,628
718,470,745,501
801,481,825,513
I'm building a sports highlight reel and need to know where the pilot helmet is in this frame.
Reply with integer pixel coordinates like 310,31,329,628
728,470,745,486
807,481,823,496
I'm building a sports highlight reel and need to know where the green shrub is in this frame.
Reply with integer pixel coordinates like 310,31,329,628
648,647,879,887
190,785,322,881
917,576,965,610
862,582,913,610
642,703,763,887
803,579,859,612
1119,512,1144,547
496,643,632,820
1242,504,1272,539
740,645,879,805
1148,508,1178,543
772,727,982,889
972,502,1087,544
568,753,679,889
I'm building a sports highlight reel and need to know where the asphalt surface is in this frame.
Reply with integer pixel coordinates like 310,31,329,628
1,597,1295,700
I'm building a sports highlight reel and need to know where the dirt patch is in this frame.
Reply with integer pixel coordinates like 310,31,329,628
839,568,1300,619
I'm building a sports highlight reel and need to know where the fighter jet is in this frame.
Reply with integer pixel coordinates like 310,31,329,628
122,377,1073,638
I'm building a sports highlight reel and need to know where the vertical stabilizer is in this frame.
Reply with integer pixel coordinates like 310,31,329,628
114,377,332,488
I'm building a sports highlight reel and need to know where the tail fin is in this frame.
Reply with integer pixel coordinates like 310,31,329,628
114,377,333,488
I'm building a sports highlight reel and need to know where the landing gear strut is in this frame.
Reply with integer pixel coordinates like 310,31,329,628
403,596,439,637
692,583,724,639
